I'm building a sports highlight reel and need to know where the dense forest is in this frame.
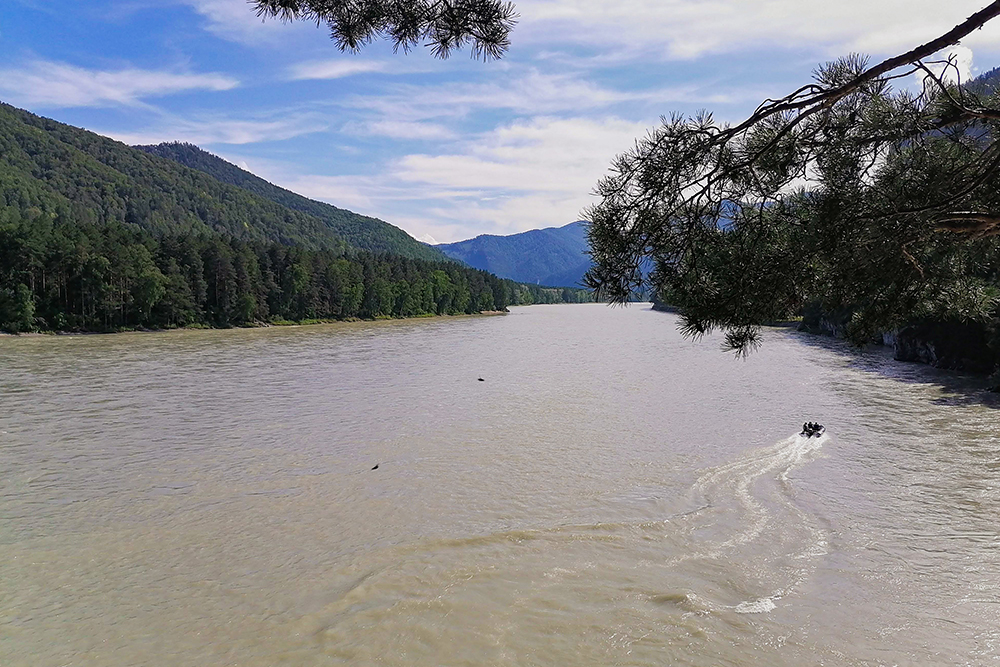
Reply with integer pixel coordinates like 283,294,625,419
0,208,591,333
0,102,591,333
137,142,451,263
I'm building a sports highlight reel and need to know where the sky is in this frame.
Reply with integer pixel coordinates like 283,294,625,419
2,1,1000,244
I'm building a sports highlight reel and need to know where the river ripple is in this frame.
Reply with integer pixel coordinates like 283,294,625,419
1,304,998,665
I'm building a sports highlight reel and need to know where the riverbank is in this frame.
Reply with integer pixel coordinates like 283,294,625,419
797,309,998,377
654,300,999,380
0,310,509,338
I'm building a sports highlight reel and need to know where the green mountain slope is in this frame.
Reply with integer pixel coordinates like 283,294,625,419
136,142,450,263
0,102,347,252
436,221,592,287
0,101,594,333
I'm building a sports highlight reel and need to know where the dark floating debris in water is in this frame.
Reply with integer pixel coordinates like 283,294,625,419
478,377,485,382
371,464,379,470
800,422,825,437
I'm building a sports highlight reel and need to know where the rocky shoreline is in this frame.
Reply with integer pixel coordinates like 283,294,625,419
797,312,996,376
653,300,998,379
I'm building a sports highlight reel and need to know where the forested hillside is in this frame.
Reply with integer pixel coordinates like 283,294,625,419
0,103,349,251
137,142,450,262
437,221,592,287
0,102,591,333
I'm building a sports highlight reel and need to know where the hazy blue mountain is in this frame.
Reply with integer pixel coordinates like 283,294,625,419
436,221,592,287
136,142,451,263
969,66,1000,94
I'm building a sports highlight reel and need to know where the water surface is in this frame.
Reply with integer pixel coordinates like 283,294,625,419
2,305,998,665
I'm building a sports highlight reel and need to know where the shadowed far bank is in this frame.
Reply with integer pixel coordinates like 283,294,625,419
647,299,1000,411
653,296,1000,401
795,304,1000,379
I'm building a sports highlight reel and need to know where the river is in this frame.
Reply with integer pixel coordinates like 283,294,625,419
2,304,998,665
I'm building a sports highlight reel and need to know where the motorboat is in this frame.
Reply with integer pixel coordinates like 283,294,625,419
800,422,825,437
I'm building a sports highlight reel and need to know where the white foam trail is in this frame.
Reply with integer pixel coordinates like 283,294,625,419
694,434,825,556
685,432,830,613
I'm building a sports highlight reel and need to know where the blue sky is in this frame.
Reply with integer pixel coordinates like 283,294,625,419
3,1,999,243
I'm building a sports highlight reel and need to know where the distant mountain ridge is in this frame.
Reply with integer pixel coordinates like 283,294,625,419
136,142,449,263
436,221,592,288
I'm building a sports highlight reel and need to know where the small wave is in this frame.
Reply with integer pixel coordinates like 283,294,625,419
734,597,777,614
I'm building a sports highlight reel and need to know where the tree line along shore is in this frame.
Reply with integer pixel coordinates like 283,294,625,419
0,213,592,334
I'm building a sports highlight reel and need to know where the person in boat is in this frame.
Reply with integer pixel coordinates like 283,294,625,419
801,422,824,436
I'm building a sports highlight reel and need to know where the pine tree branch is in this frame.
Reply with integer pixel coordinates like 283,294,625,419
935,212,1000,237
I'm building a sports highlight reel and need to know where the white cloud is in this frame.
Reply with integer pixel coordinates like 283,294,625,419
395,116,643,194
516,1,1000,60
254,116,648,241
0,60,237,108
180,0,290,44
345,71,602,121
230,168,388,211
344,69,759,130
347,119,457,140
100,113,326,146
289,59,389,80
914,45,975,88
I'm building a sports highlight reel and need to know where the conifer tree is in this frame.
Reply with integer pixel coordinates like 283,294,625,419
585,2,1000,352
253,0,517,59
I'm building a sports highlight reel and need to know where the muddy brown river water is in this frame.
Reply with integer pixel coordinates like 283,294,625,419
2,304,999,665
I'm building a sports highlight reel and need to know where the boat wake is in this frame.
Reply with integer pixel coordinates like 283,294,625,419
678,432,830,613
